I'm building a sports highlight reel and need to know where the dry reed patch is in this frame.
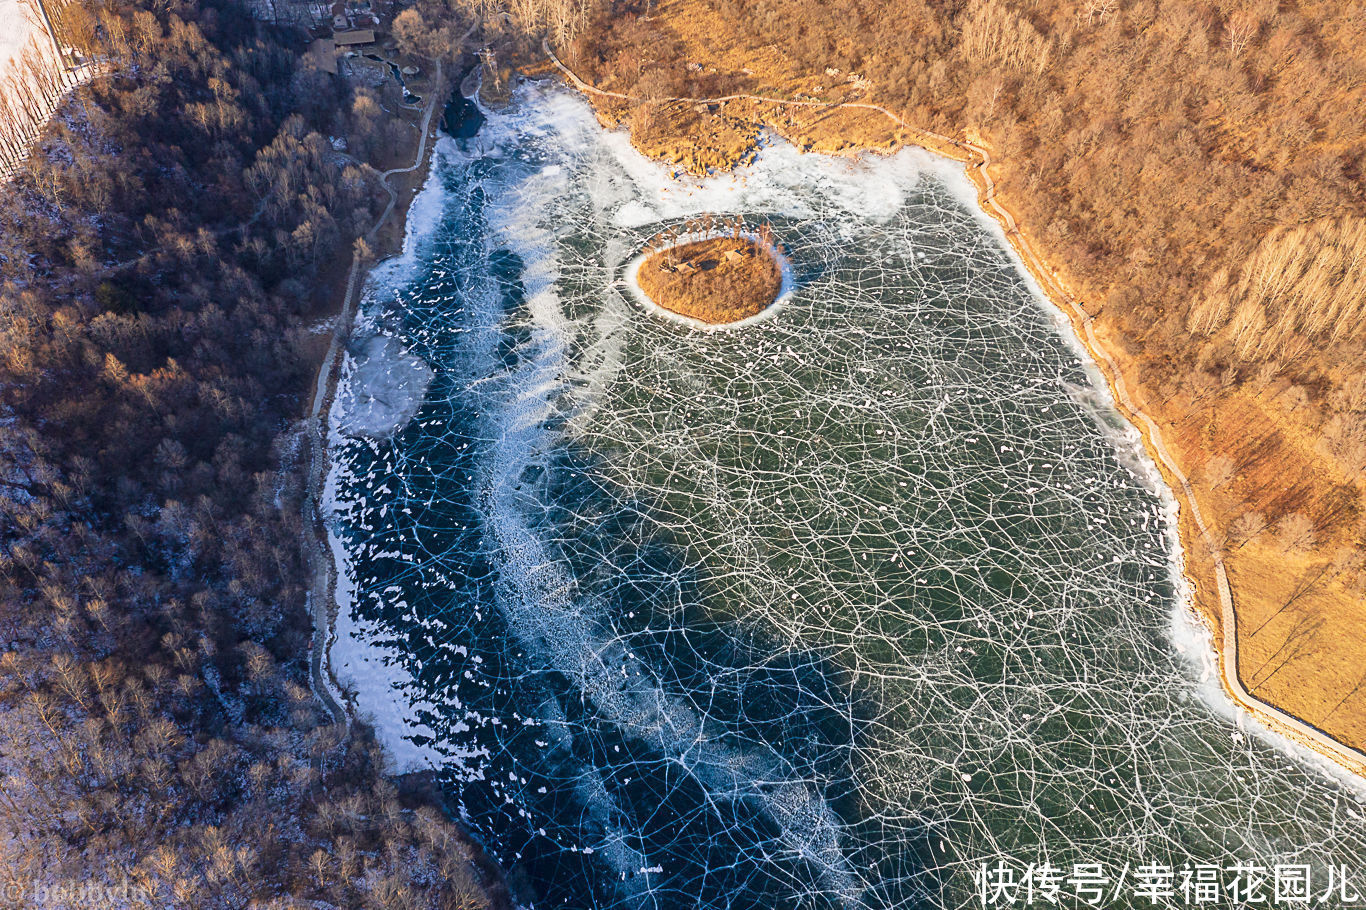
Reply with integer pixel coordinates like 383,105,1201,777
629,101,759,175
1228,538,1366,748
637,234,782,325
1163,380,1366,749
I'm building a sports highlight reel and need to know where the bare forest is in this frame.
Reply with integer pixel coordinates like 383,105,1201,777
0,0,508,904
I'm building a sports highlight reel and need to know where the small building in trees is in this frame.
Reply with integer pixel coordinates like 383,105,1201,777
334,29,376,47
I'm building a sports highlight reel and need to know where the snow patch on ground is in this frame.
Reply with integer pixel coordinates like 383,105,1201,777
0,0,40,74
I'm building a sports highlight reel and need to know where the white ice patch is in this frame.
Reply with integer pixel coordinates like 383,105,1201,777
596,124,921,226
323,452,445,773
468,81,927,232
335,333,434,439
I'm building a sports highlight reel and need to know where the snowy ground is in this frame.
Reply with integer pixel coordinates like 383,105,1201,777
0,0,42,75
0,0,79,176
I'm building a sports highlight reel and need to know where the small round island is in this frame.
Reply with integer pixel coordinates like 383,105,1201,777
634,223,785,327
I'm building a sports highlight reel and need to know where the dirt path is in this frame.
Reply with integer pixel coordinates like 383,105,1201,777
303,60,445,739
542,43,1366,782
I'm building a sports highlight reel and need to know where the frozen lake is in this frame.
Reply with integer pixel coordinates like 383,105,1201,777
325,83,1366,909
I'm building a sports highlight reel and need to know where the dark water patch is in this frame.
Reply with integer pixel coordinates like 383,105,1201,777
443,80,486,138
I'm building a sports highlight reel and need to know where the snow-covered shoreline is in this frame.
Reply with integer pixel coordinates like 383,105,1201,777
320,151,453,774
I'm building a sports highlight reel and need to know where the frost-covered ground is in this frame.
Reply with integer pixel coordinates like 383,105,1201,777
0,0,40,75
0,0,78,176
325,83,1366,909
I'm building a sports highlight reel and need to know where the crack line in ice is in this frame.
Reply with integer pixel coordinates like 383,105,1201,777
325,80,1366,910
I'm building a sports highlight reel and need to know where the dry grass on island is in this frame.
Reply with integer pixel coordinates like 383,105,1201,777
637,218,783,325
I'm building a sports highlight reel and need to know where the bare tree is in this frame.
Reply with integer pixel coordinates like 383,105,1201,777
1083,0,1117,27
1227,510,1267,550
1276,512,1317,556
1225,11,1258,57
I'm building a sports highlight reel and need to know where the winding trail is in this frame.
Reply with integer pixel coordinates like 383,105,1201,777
542,42,1366,781
303,60,445,738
